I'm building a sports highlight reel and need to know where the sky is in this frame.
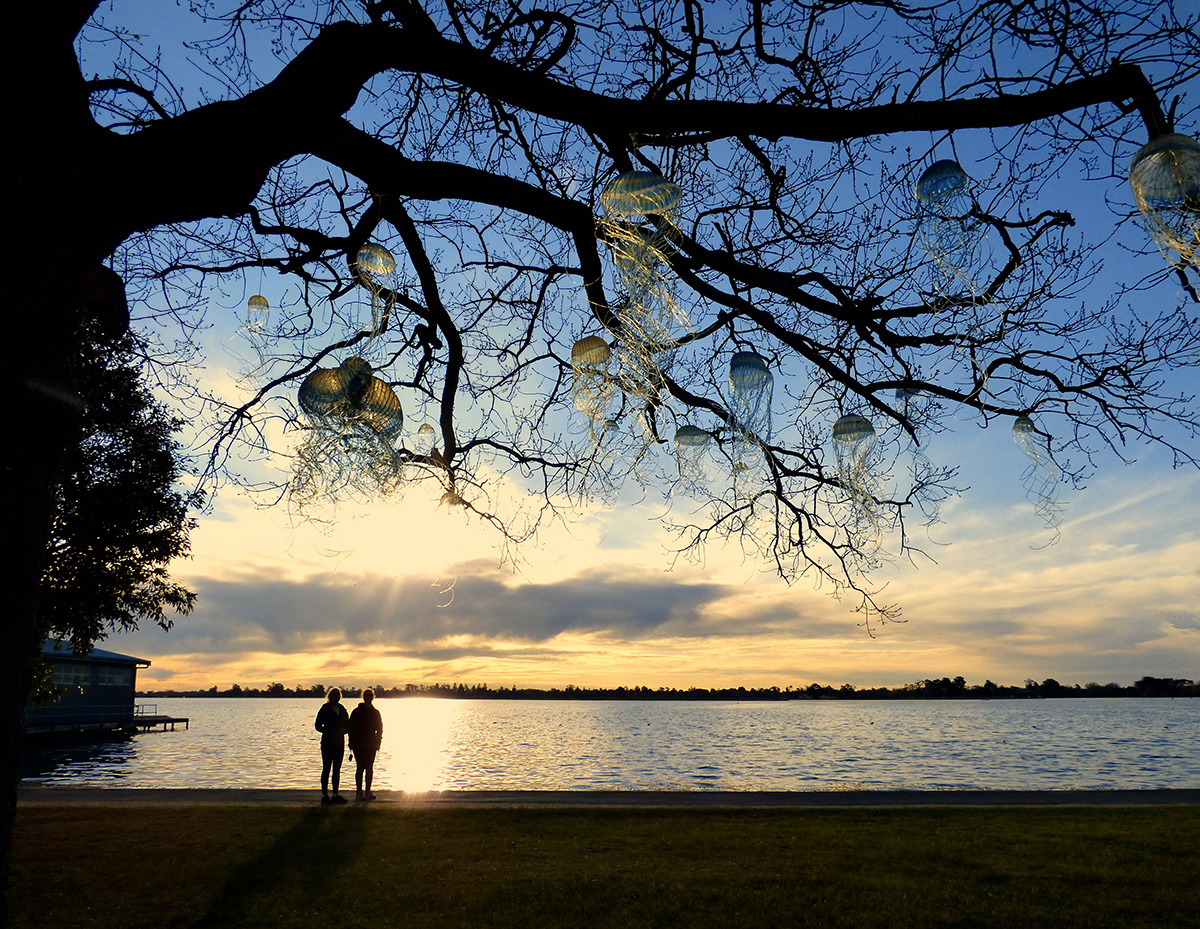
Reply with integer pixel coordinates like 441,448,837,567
88,2,1200,691
118,417,1199,690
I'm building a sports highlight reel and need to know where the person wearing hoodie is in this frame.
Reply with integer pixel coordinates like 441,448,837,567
348,688,384,800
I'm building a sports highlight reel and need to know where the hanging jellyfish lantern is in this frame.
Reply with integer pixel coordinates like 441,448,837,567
1129,133,1200,269
599,172,688,387
298,357,404,446
913,159,992,306
292,357,404,510
600,171,683,228
673,425,711,497
832,414,881,544
727,352,773,480
246,294,269,324
1012,415,1063,545
571,335,613,421
237,294,270,359
298,366,349,418
728,352,773,442
355,375,405,444
354,241,397,339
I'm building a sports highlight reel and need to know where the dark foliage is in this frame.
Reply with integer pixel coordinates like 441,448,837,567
142,676,1199,700
37,327,200,652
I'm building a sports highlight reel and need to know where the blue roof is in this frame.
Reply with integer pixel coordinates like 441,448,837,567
41,640,150,666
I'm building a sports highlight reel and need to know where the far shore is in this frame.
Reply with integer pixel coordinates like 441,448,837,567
18,785,1200,808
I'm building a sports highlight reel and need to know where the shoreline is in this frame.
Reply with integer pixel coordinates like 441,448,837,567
18,786,1200,808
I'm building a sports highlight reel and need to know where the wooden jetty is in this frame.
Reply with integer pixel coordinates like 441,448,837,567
23,704,188,739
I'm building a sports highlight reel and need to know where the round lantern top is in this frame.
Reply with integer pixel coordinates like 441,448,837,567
915,160,969,201
674,425,710,447
600,171,682,217
356,242,397,277
1129,133,1200,204
572,335,612,364
832,414,875,443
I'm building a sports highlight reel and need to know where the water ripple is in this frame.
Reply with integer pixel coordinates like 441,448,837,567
20,697,1200,792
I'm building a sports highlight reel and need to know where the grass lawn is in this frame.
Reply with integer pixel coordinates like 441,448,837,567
9,803,1198,928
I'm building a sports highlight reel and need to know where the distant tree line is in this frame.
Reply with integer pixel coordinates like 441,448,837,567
141,676,1198,700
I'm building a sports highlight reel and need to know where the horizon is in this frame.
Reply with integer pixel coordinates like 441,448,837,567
134,675,1195,695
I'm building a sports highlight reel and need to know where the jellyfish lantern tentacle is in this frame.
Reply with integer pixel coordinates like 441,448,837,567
673,425,711,498
896,386,942,522
571,335,614,423
832,414,882,548
913,160,994,318
354,242,398,349
599,172,687,394
1012,415,1063,546
578,416,624,504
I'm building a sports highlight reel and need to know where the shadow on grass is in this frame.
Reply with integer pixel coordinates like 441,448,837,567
192,805,369,928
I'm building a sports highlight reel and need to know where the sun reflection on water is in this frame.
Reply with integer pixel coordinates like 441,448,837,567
372,697,461,792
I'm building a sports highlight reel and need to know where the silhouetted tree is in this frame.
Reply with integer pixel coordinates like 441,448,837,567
5,2,1199,910
36,328,199,658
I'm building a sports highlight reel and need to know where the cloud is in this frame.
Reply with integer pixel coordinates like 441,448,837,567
164,558,771,654
1161,610,1200,632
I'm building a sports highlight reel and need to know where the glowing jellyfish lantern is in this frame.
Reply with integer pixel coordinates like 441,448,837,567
913,160,991,305
571,335,613,422
355,242,398,339
600,171,683,227
237,293,270,359
1012,415,1063,545
600,172,688,373
355,374,405,443
728,352,773,445
298,356,404,445
247,294,269,324
832,414,881,543
673,425,711,497
292,356,405,510
1129,133,1200,269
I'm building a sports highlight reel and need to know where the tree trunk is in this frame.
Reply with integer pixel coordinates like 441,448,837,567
1,267,89,920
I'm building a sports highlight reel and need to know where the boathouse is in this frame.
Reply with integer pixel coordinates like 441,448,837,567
25,641,151,735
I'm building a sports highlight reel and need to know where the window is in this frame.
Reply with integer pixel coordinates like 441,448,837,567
96,667,132,686
51,664,89,686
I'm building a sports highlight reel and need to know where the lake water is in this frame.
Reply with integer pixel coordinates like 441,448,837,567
19,697,1199,792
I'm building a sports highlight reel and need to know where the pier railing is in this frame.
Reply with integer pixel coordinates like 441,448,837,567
24,703,188,735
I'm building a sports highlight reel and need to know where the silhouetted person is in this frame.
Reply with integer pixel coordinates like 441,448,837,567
314,687,350,804
349,688,384,800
